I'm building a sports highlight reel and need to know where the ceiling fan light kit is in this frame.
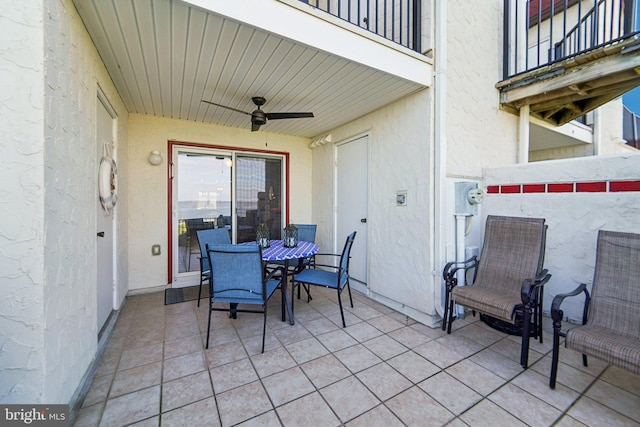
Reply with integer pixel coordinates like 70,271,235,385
201,96,314,131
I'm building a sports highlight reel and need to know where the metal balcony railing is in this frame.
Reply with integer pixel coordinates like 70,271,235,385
503,0,639,79
299,0,421,52
623,105,640,148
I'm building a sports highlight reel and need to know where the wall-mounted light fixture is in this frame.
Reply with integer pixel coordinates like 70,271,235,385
148,150,163,166
309,134,333,149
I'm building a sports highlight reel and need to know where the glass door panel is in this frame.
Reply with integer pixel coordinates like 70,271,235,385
235,156,283,243
176,152,232,274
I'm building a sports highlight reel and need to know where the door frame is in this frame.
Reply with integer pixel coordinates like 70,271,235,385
167,140,291,284
96,87,118,331
334,132,370,293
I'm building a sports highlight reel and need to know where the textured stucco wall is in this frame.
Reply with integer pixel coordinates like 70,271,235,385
312,91,435,324
0,0,128,404
43,0,128,403
483,153,640,323
127,114,311,291
447,0,519,177
0,0,46,404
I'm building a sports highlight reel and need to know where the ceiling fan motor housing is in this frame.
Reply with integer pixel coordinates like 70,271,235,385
252,110,267,125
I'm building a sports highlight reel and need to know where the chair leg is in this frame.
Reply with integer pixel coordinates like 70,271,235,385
446,297,455,334
305,284,312,302
537,289,544,344
262,306,267,354
291,281,296,315
337,288,346,328
346,281,354,308
230,303,238,319
549,316,562,389
205,302,213,349
442,288,450,331
520,306,532,369
197,277,203,307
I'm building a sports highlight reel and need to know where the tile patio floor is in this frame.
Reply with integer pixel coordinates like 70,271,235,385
74,286,640,426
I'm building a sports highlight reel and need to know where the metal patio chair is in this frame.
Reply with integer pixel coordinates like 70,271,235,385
195,228,231,306
205,243,282,353
292,231,356,327
549,230,640,389
442,215,551,368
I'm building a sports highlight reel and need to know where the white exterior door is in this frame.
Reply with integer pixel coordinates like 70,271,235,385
96,97,115,331
336,135,368,292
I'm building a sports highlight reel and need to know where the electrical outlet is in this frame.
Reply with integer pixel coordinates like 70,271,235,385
396,191,407,206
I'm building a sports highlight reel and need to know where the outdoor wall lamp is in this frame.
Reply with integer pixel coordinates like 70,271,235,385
148,150,163,166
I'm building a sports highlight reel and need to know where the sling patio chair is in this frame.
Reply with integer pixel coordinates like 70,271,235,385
292,231,356,328
549,230,640,389
196,228,231,307
205,243,283,353
442,215,551,369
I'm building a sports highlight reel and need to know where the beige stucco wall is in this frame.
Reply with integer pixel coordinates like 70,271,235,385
0,0,129,404
127,114,312,291
447,0,519,178
311,90,436,325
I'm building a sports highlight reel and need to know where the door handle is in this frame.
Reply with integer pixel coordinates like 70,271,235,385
360,218,367,223
97,231,105,237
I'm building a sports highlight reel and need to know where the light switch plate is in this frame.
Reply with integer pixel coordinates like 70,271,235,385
396,191,407,206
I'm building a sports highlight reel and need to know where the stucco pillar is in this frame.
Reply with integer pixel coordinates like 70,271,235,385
518,104,530,163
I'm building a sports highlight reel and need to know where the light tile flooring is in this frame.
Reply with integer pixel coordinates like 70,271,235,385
75,286,640,426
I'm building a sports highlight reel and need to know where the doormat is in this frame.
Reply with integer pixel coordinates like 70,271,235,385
164,285,208,305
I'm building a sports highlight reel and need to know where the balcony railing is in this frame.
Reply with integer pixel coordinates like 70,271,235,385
503,0,639,79
623,105,640,148
300,0,421,52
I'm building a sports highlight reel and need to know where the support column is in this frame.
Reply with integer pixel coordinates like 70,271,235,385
518,104,530,163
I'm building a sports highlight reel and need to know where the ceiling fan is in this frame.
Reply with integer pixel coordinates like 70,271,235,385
201,96,314,131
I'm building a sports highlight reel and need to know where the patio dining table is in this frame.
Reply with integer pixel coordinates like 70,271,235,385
260,239,319,325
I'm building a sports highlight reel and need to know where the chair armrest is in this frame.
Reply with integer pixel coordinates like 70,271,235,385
550,283,590,323
442,256,478,283
314,253,340,258
306,263,341,271
521,269,552,303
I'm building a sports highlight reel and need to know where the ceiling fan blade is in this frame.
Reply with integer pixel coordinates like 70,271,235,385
201,100,251,116
265,112,314,120
251,122,262,132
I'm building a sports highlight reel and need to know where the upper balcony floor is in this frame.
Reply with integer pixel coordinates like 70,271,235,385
498,0,640,126
73,0,432,139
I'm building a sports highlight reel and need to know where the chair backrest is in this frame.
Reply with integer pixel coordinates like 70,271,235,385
588,230,640,338
207,244,266,302
475,215,547,292
294,224,317,243
197,228,231,270
339,231,357,275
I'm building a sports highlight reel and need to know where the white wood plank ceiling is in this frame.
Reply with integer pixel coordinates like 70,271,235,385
72,0,427,138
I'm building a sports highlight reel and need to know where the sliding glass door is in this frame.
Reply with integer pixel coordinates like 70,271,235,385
235,155,283,243
171,145,285,285
175,151,232,275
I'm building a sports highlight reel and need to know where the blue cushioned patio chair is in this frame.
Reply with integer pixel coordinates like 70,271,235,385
291,231,356,327
205,243,282,353
442,215,551,369
196,228,231,307
549,230,640,389
292,224,318,299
